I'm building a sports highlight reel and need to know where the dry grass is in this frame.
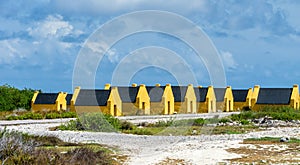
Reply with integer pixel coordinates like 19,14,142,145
155,157,191,165
226,137,300,164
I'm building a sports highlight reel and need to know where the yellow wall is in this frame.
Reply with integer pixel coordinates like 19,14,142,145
70,86,80,112
75,106,109,114
31,91,67,112
150,102,164,115
206,86,216,113
31,91,39,110
215,86,234,112
290,84,300,109
251,85,260,108
174,84,197,114
136,84,150,115
224,86,234,112
234,88,252,111
107,87,122,116
121,103,139,116
162,84,174,115
196,86,216,113
32,104,57,112
57,92,67,111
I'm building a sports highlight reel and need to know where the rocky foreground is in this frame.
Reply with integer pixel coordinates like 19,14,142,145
1,117,300,165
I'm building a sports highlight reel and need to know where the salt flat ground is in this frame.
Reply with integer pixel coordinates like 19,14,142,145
1,113,300,165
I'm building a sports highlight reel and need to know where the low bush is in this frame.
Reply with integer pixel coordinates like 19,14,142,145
60,113,121,132
0,128,116,164
5,111,77,120
240,119,250,125
230,106,300,122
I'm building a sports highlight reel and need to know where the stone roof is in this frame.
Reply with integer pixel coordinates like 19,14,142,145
256,88,292,104
214,88,226,102
232,89,248,102
172,86,188,102
194,87,208,102
117,87,139,103
34,93,58,104
75,89,111,106
146,86,166,102
66,94,73,105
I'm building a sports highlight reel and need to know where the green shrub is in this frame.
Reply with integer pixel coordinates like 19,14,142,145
45,112,61,119
219,118,231,123
72,113,121,132
61,111,77,118
151,119,174,127
193,118,205,126
0,84,36,111
240,119,250,125
120,121,136,130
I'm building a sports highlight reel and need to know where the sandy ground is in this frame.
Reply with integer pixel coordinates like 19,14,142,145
1,118,300,165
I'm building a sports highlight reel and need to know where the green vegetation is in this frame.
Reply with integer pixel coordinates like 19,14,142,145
0,84,36,111
244,136,300,144
0,128,125,164
230,106,300,121
57,106,300,136
59,113,121,132
57,112,258,135
4,111,77,120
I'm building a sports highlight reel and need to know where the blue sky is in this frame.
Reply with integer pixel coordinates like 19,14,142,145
1,0,300,93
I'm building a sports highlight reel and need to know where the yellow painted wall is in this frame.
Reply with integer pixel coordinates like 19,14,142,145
215,86,234,112
150,102,164,115
251,85,260,108
121,103,139,116
174,84,197,114
196,86,216,113
206,86,216,113
70,86,81,112
290,84,300,109
57,92,67,111
32,104,57,112
224,86,234,112
136,84,150,115
75,106,109,114
162,84,174,115
31,91,39,110
234,88,252,111
107,87,122,116
32,92,67,112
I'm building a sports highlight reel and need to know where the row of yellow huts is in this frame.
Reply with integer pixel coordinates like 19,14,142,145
31,84,300,116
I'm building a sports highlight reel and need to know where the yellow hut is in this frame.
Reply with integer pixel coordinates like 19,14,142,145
74,88,122,116
251,84,300,110
146,84,174,115
232,88,252,111
214,86,234,112
31,91,67,112
194,86,216,113
136,84,150,115
116,84,141,116
172,84,196,114
107,87,122,116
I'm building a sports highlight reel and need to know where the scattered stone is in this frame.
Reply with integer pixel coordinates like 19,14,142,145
280,137,290,142
192,129,197,135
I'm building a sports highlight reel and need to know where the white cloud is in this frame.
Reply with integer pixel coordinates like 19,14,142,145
220,51,238,71
0,39,28,64
28,14,74,39
51,0,206,15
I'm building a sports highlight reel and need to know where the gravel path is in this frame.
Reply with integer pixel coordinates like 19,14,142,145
1,118,300,164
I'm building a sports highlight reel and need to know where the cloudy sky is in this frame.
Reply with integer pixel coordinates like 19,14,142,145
1,0,300,92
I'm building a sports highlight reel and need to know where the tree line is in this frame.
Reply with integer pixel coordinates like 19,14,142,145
0,84,38,111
